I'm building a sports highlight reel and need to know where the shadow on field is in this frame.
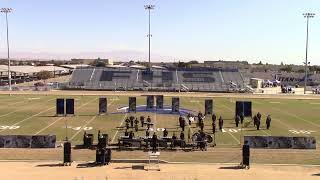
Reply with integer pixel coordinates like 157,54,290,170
219,165,243,170
114,166,132,170
36,163,63,167
76,162,98,168
312,173,320,176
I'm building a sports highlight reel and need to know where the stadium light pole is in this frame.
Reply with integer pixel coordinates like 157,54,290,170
144,4,155,70
303,13,315,94
1,8,13,91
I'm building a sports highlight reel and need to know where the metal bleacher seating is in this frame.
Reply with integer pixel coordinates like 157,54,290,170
68,67,245,92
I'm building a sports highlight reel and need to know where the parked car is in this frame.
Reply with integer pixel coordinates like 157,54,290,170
34,82,45,87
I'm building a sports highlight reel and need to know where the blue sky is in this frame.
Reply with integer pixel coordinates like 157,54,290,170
0,0,319,64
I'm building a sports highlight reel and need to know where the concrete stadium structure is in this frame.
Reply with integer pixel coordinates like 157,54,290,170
68,67,247,92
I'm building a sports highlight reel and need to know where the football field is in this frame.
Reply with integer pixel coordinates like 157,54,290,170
0,93,319,147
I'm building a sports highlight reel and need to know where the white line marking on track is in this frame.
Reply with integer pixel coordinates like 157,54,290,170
310,103,320,105
111,113,128,143
0,100,26,107
269,102,281,104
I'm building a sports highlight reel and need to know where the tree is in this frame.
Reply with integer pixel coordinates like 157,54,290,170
258,61,263,65
36,71,53,81
280,62,284,66
280,65,293,73
188,60,199,64
297,69,305,73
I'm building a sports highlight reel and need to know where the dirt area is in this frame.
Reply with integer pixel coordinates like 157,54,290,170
0,161,319,180
1,90,320,99
0,148,319,165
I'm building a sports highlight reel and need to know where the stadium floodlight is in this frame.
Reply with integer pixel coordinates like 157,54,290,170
144,5,155,70
303,13,315,94
1,8,13,91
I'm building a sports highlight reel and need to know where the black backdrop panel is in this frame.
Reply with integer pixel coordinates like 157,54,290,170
15,135,32,148
129,97,136,112
66,99,75,115
156,95,164,109
146,96,154,110
0,135,56,148
31,135,56,148
99,97,107,114
205,99,213,115
235,101,252,117
56,98,65,115
172,97,180,113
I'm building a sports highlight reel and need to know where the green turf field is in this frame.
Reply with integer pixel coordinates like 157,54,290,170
0,94,319,147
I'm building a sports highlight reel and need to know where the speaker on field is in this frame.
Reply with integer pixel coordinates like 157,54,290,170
146,95,154,110
172,97,179,113
99,97,107,114
129,97,136,112
235,101,252,117
63,141,71,165
56,98,65,115
156,95,164,109
98,134,108,149
205,99,213,115
242,144,250,167
66,99,75,115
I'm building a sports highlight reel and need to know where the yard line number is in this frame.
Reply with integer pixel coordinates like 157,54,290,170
289,130,315,134
66,126,93,131
0,125,20,130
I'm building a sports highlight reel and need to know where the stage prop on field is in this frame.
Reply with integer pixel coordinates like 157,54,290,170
56,98,65,115
205,99,213,115
235,101,252,117
129,97,136,112
0,135,56,148
244,136,316,149
66,99,75,115
146,95,154,110
99,97,107,114
172,97,180,113
156,95,164,109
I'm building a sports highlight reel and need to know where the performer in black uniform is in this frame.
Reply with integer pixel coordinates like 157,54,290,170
180,131,185,140
218,116,224,131
151,132,158,152
163,128,168,137
257,112,262,121
240,112,244,124
212,113,216,123
266,115,271,130
140,116,145,127
235,115,240,127
212,121,216,134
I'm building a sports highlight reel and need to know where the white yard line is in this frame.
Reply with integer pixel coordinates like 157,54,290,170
69,115,98,140
0,98,54,119
0,106,55,133
111,113,128,143
34,98,99,135
271,107,320,128
34,117,64,135
69,99,115,141
0,100,26,107
226,131,240,144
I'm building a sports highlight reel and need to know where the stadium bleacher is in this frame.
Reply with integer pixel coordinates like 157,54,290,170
68,67,246,92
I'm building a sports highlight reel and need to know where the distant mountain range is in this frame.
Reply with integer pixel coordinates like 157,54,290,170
0,50,187,62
